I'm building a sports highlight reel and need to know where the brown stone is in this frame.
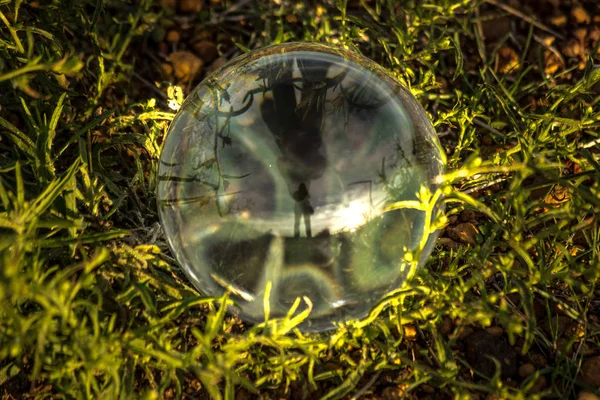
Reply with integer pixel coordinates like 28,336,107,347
178,0,202,13
486,326,504,337
166,30,180,43
519,363,536,378
167,51,203,82
541,35,556,47
403,325,417,340
481,135,493,146
580,356,600,388
544,185,569,204
324,361,342,371
447,222,479,245
572,6,591,24
193,40,219,63
551,14,567,26
578,392,600,400
460,210,479,222
421,384,435,394
497,46,520,74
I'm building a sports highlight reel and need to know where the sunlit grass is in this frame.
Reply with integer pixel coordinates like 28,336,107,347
1,0,599,399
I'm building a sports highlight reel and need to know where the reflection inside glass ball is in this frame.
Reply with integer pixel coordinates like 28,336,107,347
157,43,445,331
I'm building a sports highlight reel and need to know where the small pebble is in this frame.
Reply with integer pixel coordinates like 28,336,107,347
324,361,342,371
167,51,203,82
403,325,417,340
519,363,536,378
572,6,591,24
497,46,520,74
421,384,435,394
580,356,600,388
486,326,504,337
541,35,556,47
166,30,181,43
460,210,479,222
178,0,202,13
578,392,600,400
193,40,219,63
551,14,567,26
447,222,479,245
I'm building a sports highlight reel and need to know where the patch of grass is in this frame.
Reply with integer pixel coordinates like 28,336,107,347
1,0,600,399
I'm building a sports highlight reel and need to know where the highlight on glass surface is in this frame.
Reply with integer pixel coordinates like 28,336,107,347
157,42,446,331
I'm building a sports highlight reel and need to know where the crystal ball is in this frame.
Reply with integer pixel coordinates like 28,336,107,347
157,43,445,331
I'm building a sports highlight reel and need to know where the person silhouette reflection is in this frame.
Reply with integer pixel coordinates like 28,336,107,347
260,58,330,238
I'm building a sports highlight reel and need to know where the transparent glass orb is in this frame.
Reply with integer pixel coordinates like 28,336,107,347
157,43,445,331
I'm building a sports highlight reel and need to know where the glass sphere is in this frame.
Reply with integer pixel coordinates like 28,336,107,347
157,43,445,331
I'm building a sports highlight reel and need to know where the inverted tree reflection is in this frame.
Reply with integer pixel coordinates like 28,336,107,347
159,55,391,237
